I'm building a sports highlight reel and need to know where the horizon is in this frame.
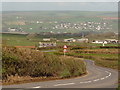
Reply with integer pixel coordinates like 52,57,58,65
2,10,118,12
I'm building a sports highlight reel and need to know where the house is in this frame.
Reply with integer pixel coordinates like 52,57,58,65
43,38,51,41
76,38,88,43
8,28,16,32
105,39,118,44
38,42,56,48
92,40,106,44
43,38,56,42
64,38,76,42
92,40,103,44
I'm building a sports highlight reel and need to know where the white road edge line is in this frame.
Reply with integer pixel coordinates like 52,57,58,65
54,83,75,86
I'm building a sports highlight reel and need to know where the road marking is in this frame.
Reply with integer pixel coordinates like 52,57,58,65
109,73,111,76
105,76,109,78
32,86,41,88
80,81,92,84
100,78,105,80
54,83,75,86
93,79,100,82
79,70,111,84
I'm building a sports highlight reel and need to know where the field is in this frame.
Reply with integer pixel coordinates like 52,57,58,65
55,48,118,69
2,33,118,47
2,34,39,46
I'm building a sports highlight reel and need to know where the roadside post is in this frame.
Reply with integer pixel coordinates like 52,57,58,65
63,45,67,57
102,42,105,46
102,41,107,46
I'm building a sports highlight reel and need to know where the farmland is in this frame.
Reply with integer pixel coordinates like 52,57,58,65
55,48,118,70
2,32,118,47
2,11,118,33
2,33,118,70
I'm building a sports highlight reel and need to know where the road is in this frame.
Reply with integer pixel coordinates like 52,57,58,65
2,60,118,89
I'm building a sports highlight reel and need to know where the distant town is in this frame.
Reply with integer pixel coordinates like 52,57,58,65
5,20,113,34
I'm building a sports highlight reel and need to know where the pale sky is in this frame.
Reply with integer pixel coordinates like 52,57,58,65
1,0,119,2
2,2,118,11
0,0,120,11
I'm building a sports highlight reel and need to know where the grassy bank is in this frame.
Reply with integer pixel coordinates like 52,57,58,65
2,46,86,84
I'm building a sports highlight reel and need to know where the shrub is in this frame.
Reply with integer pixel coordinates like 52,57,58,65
60,69,71,78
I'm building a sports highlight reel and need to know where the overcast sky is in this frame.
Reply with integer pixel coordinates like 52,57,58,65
1,0,119,2
2,2,118,11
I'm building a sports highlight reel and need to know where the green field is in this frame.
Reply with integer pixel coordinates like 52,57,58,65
2,34,40,46
54,48,118,69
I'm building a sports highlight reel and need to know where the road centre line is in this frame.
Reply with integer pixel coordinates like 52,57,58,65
105,76,109,78
109,73,111,76
80,81,92,83
93,79,100,82
34,62,112,87
100,78,105,80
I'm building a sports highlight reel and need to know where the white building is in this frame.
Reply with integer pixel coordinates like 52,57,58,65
92,40,107,44
64,38,76,42
38,42,56,48
8,28,16,32
43,38,51,41
76,38,88,43
105,39,118,44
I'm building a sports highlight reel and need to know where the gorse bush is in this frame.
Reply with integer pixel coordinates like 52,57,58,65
2,46,86,81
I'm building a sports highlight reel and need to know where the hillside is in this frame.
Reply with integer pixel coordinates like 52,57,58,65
2,11,118,33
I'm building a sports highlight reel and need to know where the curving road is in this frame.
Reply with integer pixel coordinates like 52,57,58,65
2,60,118,89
